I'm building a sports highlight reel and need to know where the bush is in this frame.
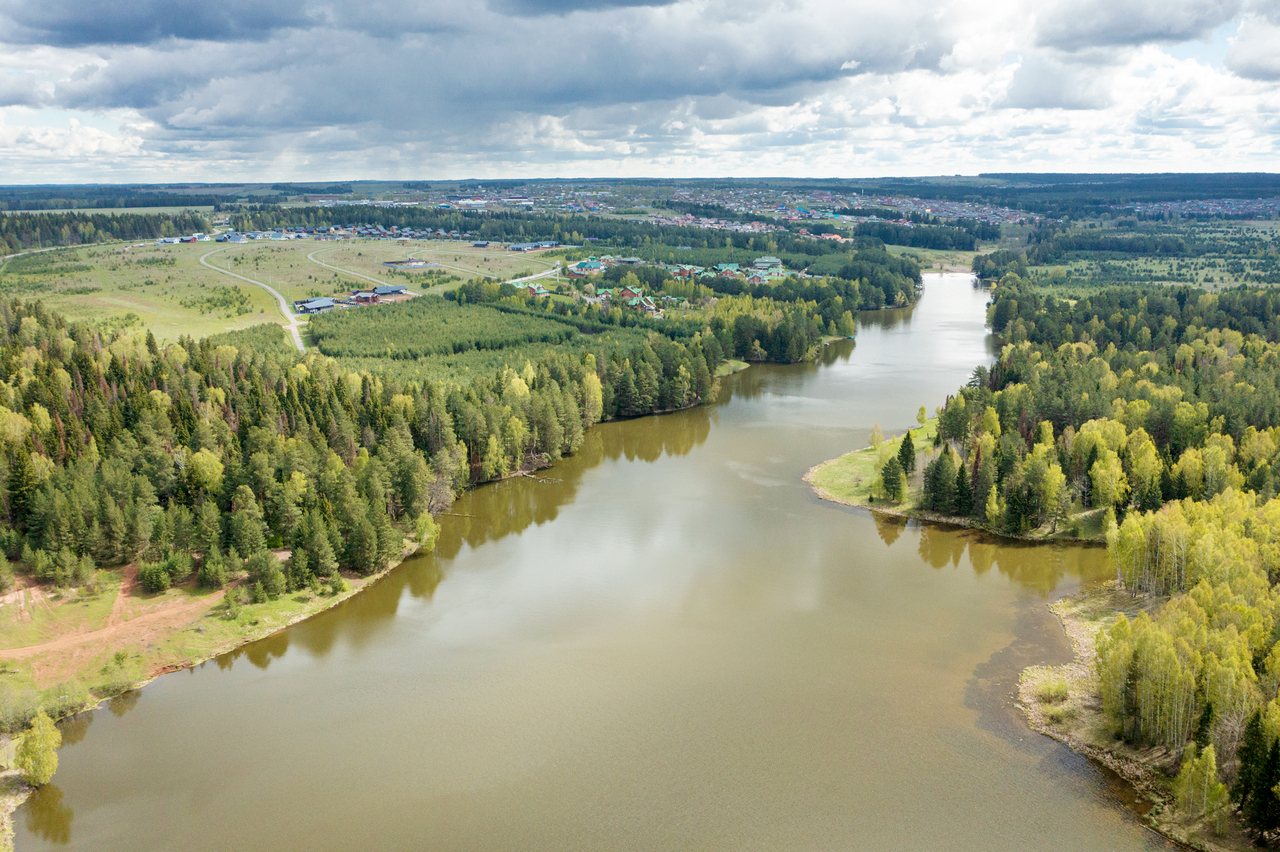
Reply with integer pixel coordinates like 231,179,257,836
166,552,193,585
198,551,227,589
137,561,171,593
1036,679,1070,704
245,551,285,599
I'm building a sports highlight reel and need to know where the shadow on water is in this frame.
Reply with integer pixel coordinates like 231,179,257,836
24,784,72,845
206,394,718,675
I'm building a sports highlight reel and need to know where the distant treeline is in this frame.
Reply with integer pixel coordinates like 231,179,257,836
0,195,220,211
852,173,1280,219
0,210,210,255
231,205,852,257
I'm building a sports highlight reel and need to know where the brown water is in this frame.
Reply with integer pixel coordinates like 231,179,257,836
16,274,1174,851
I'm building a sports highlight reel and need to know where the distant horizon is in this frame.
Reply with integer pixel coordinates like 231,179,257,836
2,0,1278,183
3,171,1280,189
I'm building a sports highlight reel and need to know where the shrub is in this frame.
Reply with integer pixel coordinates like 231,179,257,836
137,561,171,593
1036,679,1070,704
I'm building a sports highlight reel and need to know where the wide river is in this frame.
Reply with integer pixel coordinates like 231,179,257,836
16,273,1173,851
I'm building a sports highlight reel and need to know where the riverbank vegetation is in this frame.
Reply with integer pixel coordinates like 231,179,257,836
833,271,1280,846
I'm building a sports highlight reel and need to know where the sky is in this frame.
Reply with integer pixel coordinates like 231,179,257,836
0,0,1278,183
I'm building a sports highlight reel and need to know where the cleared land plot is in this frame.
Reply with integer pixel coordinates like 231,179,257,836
313,241,552,283
0,243,283,341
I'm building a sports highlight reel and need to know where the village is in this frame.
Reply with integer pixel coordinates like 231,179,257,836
287,249,796,322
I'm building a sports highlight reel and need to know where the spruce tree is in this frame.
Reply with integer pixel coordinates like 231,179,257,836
7,449,38,531
1246,738,1280,835
897,430,916,475
1234,710,1264,809
881,457,905,503
1193,701,1214,750
955,463,973,517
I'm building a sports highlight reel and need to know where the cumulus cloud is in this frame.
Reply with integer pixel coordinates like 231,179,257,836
1226,14,1280,80
1036,0,1241,50
0,0,1275,180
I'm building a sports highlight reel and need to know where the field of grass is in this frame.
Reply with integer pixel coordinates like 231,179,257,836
0,243,282,342
806,418,940,509
885,244,983,272
0,574,121,650
317,241,556,282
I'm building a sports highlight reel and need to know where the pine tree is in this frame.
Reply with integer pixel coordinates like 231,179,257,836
897,430,916,475
954,463,973,517
16,709,60,786
881,457,905,503
7,449,38,531
1246,738,1280,835
1193,701,1214,750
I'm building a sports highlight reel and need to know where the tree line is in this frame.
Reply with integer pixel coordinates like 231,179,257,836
0,211,210,255
890,273,1280,840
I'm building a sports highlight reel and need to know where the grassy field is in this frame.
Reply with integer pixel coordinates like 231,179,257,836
885,244,983,272
0,574,120,649
0,243,282,342
0,239,563,346
330,327,652,384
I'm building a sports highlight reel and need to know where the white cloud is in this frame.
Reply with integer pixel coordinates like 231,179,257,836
0,0,1275,180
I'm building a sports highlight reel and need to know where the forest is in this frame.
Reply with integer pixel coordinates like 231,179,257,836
0,291,732,727
973,221,1280,288
890,272,1280,840
0,210,210,255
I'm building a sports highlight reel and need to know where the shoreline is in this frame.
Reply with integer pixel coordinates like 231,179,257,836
803,442,1105,545
0,539,424,849
804,444,1238,849
1020,585,1251,852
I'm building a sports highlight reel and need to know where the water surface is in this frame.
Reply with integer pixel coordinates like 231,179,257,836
16,274,1172,851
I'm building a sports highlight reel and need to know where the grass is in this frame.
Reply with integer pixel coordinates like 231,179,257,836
0,243,281,342
883,244,983,272
805,418,940,509
0,575,120,649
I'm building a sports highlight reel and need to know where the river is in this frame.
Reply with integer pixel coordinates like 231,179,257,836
15,273,1174,850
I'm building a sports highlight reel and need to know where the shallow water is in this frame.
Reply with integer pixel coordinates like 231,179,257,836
16,274,1174,851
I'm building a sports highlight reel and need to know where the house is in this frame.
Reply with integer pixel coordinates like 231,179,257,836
295,297,337,314
515,282,551,298
747,274,767,285
352,292,379,304
473,241,490,248
616,285,643,300
753,256,783,269
375,284,406,297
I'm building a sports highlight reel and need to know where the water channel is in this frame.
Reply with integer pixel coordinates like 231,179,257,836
15,273,1174,850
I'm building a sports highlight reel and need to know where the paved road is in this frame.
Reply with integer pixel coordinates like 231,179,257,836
199,248,306,352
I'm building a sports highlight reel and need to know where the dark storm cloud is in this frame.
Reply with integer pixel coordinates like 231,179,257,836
0,0,312,46
1036,0,1241,50
32,0,955,154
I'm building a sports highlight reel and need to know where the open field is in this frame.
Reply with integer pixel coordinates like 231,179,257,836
0,243,282,341
885,244,983,273
0,239,564,346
